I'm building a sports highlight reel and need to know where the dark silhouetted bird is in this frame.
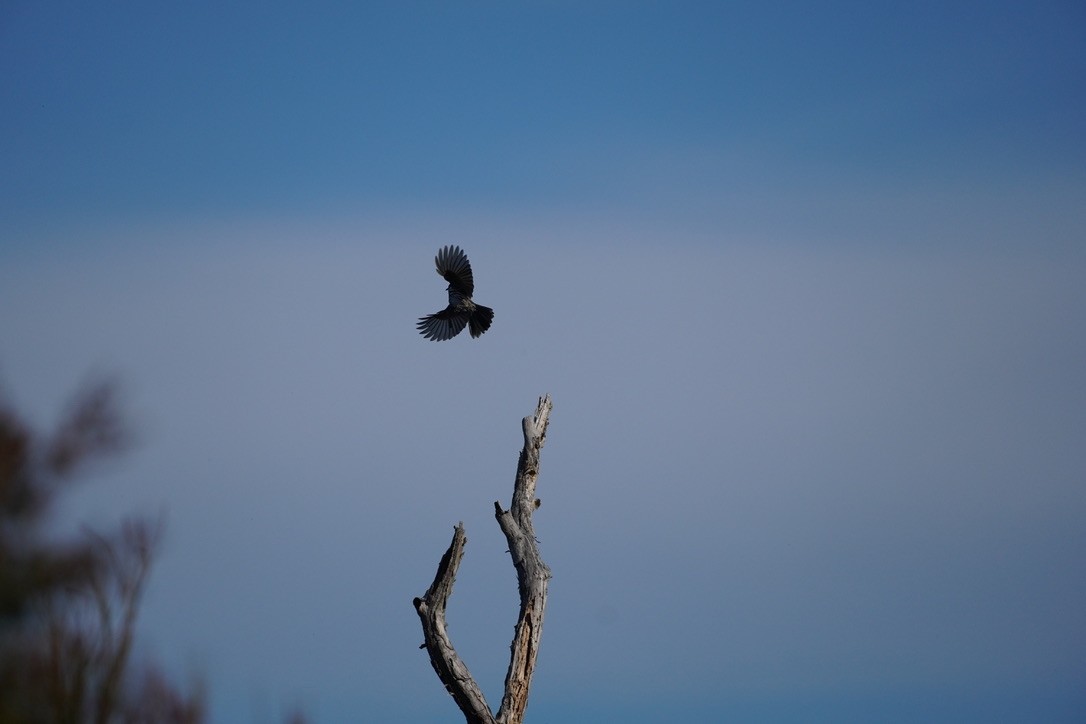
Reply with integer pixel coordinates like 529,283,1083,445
416,245,494,341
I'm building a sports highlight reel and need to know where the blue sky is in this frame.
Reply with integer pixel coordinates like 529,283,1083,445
2,2,1085,722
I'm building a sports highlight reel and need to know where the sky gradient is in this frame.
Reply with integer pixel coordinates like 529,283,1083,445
2,2,1085,722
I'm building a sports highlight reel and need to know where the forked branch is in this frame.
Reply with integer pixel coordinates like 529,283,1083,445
414,395,553,724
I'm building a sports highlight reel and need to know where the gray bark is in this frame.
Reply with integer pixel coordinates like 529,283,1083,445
413,394,554,724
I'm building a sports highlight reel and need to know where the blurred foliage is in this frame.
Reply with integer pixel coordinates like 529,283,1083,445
0,380,204,724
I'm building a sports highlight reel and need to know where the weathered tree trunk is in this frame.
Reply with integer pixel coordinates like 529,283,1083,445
413,394,553,724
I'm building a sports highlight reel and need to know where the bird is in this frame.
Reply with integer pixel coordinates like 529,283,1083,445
416,245,494,341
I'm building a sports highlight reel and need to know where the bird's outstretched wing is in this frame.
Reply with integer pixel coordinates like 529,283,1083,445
435,245,474,297
416,309,469,341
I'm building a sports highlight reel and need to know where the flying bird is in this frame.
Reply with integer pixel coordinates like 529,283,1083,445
416,245,494,341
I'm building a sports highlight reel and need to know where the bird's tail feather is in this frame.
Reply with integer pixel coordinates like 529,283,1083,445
468,305,494,338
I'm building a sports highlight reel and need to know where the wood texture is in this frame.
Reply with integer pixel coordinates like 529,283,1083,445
414,394,553,724
413,524,495,724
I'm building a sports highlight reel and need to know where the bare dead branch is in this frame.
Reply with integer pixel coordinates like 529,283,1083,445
414,395,553,724
413,524,495,724
493,394,552,724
